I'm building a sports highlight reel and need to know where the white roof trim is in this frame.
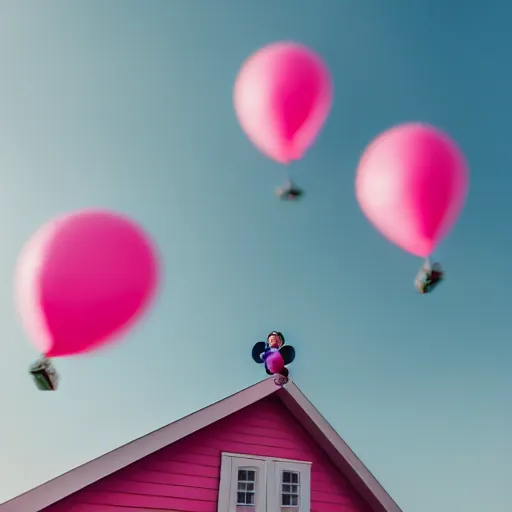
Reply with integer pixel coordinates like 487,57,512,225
0,378,402,512
281,383,402,512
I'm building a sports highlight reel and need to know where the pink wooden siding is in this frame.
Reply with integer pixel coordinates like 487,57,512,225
43,395,373,512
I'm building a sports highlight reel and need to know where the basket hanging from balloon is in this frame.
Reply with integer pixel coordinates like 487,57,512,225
29,357,59,391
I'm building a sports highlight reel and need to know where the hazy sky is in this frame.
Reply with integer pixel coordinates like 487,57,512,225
0,2,510,511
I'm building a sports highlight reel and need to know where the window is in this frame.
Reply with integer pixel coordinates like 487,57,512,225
237,469,256,505
272,461,309,512
220,456,267,512
281,471,299,507
218,453,311,512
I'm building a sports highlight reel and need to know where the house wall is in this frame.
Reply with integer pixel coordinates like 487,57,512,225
43,395,373,512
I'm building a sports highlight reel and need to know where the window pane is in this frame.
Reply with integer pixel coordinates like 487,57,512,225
237,492,256,506
237,467,257,484
237,467,257,507
281,470,300,508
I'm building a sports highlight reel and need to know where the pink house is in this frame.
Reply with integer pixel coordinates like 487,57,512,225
1,378,403,512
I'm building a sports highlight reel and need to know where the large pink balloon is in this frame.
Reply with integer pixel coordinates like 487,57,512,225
234,42,333,164
15,209,159,357
355,123,469,257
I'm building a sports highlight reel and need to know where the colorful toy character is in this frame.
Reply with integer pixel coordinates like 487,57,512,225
415,261,444,294
251,331,296,385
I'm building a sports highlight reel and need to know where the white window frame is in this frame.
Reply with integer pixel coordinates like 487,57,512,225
218,453,311,512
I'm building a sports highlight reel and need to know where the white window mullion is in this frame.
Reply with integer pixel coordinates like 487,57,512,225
266,460,277,511
300,463,311,512
218,454,233,512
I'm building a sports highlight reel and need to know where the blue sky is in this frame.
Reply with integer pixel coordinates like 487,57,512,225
0,2,510,511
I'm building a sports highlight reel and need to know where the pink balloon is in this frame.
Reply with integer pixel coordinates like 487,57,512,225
234,42,333,164
355,123,469,257
15,209,159,358
266,351,285,374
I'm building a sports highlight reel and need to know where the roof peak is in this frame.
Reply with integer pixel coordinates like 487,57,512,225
0,377,401,512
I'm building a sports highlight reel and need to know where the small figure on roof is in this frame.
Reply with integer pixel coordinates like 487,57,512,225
275,179,304,201
251,331,296,386
415,260,444,294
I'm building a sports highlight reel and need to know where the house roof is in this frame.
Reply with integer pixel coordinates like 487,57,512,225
0,378,402,512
